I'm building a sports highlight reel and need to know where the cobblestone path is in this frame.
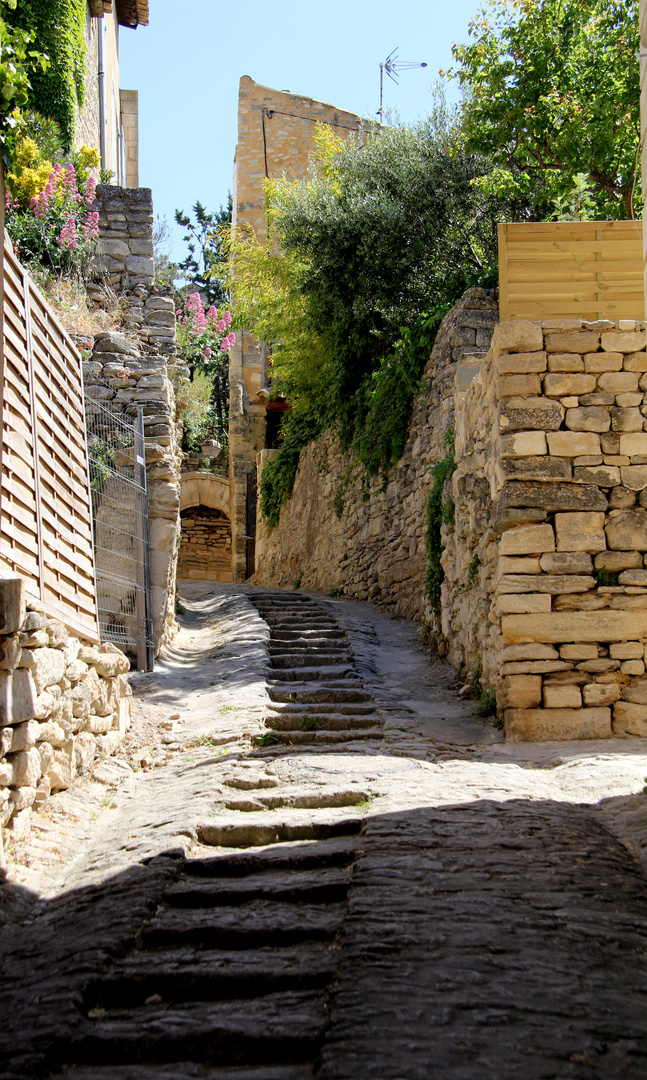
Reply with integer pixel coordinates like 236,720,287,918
1,584,647,1078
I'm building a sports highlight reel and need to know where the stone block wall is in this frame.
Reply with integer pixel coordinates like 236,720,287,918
0,579,131,853
83,182,187,656
84,324,183,654
253,288,499,618
253,293,647,742
177,507,232,582
91,184,155,292
449,316,647,741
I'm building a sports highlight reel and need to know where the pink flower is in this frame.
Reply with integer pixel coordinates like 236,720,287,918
219,332,236,353
204,346,212,358
56,214,78,250
176,309,182,317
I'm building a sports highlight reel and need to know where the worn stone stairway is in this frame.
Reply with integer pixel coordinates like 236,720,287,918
2,828,363,1079
249,592,384,745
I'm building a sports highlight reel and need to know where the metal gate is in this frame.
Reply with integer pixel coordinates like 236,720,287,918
86,402,154,671
246,466,257,579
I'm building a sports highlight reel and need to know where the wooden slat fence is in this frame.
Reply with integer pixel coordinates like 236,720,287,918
498,220,644,323
1,239,100,642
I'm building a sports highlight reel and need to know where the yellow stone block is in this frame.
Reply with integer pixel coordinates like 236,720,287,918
501,610,647,643
505,706,611,741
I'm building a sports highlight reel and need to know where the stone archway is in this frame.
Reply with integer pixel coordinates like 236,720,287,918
178,473,232,582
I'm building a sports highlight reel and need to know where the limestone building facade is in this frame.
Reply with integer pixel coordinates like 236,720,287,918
229,77,373,582
76,1,148,186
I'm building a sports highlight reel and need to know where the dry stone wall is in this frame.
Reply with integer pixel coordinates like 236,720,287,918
254,290,647,742
84,324,183,654
83,184,187,655
449,316,647,742
177,507,232,582
253,288,499,618
0,579,131,854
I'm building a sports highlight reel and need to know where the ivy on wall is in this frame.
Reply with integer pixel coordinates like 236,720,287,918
3,0,87,148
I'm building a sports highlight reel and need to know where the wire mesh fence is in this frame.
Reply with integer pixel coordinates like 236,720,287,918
86,401,154,670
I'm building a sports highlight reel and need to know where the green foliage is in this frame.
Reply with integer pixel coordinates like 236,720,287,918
88,429,131,494
234,113,521,531
448,0,640,218
254,731,279,747
175,293,234,447
0,1,50,167
348,307,449,481
468,552,481,583
593,568,619,587
176,371,223,453
175,197,232,307
425,431,456,617
259,407,327,530
17,108,64,161
475,687,498,717
5,149,99,276
3,0,87,150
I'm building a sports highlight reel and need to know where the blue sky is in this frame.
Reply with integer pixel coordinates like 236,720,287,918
120,0,479,262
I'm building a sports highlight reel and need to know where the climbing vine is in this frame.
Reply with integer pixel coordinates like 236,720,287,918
425,430,456,617
259,309,447,531
2,0,87,149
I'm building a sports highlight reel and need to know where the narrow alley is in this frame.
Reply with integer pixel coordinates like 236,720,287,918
1,583,647,1079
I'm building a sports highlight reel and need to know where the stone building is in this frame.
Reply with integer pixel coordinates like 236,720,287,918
229,77,373,582
76,1,148,187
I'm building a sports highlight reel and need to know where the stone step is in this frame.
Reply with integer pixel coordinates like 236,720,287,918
84,943,335,1009
270,630,347,640
270,666,355,682
262,619,339,628
62,1064,313,1080
270,729,383,745
164,868,351,908
141,901,346,950
224,790,369,812
183,836,357,878
268,643,349,653
269,654,352,668
268,686,373,703
268,714,381,731
197,817,362,849
266,702,377,716
64,990,327,1068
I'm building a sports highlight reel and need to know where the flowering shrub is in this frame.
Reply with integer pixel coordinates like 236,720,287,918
5,156,99,275
175,292,235,448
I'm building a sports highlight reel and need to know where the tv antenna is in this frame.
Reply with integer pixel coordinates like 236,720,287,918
378,47,427,121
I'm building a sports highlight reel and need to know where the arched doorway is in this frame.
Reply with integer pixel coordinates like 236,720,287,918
178,473,232,582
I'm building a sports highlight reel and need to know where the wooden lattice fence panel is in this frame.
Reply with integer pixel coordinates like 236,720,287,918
1,240,99,642
498,220,644,323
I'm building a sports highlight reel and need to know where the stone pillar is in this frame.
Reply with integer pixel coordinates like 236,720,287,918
90,184,154,294
119,90,139,189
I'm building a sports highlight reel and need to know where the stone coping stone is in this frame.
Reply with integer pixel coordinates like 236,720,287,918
505,706,611,741
501,610,647,644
